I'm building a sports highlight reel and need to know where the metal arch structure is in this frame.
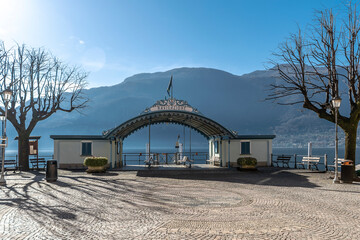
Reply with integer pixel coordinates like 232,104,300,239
104,110,235,140
103,98,235,140
104,98,235,168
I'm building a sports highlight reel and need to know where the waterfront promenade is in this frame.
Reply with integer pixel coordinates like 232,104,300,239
0,168,359,239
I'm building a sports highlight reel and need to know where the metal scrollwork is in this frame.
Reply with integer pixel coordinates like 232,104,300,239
141,98,201,115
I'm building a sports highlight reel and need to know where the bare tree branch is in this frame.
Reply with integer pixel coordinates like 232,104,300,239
267,1,360,162
0,42,89,170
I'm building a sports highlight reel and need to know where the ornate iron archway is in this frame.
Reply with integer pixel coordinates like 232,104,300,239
103,98,235,140
104,98,235,168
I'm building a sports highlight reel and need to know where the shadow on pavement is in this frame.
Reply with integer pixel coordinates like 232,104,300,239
136,167,321,188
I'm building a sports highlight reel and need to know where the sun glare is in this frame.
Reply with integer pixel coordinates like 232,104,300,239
0,0,38,45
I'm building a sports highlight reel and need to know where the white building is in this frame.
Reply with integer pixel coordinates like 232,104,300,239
209,135,274,167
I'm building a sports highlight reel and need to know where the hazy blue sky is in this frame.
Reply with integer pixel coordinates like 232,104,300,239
0,0,341,87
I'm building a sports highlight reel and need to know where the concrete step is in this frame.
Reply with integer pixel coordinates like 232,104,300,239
136,168,237,177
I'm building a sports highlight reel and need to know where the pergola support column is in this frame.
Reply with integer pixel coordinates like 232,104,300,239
119,138,123,167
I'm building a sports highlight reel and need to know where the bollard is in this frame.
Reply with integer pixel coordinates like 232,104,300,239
294,154,297,169
45,160,58,182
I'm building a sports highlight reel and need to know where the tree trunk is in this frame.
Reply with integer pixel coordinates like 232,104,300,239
344,130,356,161
343,126,357,179
18,134,30,171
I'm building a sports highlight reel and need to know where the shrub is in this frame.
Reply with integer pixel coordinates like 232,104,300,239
237,157,257,166
356,170,360,177
84,157,108,167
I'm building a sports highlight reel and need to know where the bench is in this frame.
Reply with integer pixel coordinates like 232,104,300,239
272,155,292,168
0,159,17,172
144,158,153,168
206,157,220,166
178,156,193,168
298,156,320,170
30,158,46,170
144,156,159,168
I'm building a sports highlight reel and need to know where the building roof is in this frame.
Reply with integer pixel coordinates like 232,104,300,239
234,135,276,140
50,134,275,141
50,135,106,140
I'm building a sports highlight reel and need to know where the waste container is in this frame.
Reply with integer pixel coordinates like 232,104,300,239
341,160,354,184
46,160,58,182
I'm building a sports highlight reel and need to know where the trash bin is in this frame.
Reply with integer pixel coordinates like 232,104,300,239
46,160,58,182
341,160,354,184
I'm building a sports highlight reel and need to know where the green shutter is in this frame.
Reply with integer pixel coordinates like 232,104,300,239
241,142,250,154
82,142,92,156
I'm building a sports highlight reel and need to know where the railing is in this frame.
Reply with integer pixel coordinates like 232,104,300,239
0,154,54,170
271,153,329,171
122,152,209,166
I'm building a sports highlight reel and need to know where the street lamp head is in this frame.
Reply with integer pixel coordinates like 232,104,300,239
332,96,342,109
2,89,12,102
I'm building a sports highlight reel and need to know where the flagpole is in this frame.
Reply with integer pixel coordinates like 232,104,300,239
167,76,173,99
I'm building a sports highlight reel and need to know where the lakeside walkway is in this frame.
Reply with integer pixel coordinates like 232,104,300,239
0,168,359,239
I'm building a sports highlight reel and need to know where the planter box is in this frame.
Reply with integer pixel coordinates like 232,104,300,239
236,165,257,171
86,166,106,173
84,157,108,173
240,165,256,169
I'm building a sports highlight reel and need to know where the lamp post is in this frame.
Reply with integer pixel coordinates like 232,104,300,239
332,96,342,184
0,89,12,186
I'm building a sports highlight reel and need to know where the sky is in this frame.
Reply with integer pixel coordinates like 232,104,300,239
0,0,343,88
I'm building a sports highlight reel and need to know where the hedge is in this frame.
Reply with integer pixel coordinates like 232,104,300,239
237,157,257,166
84,157,108,167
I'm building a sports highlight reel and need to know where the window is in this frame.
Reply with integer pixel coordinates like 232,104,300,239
240,141,250,155
214,141,219,154
81,142,92,156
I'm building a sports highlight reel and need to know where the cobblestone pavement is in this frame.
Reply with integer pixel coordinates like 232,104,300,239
0,168,359,239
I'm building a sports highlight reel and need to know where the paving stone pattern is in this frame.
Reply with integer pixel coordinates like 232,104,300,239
0,168,359,239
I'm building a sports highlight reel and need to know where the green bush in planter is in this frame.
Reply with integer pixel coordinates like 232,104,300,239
84,157,108,167
237,157,257,167
356,170,360,177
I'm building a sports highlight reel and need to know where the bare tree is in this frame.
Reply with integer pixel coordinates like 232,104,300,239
0,42,88,170
268,2,360,170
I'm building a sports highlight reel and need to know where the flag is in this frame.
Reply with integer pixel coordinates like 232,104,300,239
167,76,173,96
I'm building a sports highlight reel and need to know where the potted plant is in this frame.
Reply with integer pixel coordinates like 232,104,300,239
84,157,108,173
237,157,257,170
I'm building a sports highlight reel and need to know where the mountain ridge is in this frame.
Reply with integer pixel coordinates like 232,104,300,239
5,67,341,150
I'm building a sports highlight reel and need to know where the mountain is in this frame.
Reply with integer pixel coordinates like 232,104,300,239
6,67,339,150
